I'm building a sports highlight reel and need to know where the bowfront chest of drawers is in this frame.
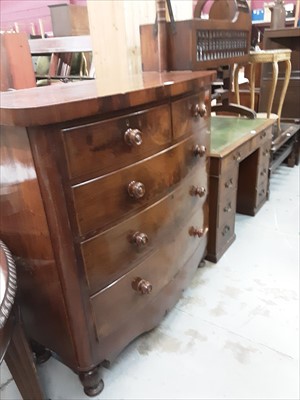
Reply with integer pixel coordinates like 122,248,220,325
0,71,215,396
207,116,275,263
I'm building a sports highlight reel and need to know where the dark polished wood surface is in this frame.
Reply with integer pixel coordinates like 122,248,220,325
0,71,215,396
0,71,215,126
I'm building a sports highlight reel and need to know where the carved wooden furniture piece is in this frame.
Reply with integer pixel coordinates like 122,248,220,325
234,48,292,131
0,71,214,396
207,116,275,262
0,240,45,400
140,0,251,71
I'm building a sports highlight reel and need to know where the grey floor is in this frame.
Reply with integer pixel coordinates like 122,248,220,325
1,164,299,400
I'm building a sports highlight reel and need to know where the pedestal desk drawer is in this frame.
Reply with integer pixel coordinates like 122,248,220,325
256,181,268,207
216,215,235,250
259,142,271,165
90,205,207,339
218,194,237,230
72,134,208,236
81,170,208,294
172,90,210,140
62,104,172,180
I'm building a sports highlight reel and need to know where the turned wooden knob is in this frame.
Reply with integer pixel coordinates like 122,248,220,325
191,103,207,118
193,144,206,157
124,128,142,146
233,151,241,161
190,185,206,197
131,232,148,247
132,277,152,295
225,178,234,188
189,226,208,238
128,181,145,199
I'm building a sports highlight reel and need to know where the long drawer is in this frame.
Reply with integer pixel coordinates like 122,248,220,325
81,169,208,294
72,133,208,237
90,204,207,340
62,104,172,180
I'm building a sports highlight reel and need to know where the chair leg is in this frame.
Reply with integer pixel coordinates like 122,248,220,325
5,321,45,400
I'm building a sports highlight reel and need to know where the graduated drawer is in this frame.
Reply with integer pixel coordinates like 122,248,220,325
72,134,208,237
217,191,237,230
256,163,269,188
172,90,210,140
216,213,235,250
81,169,208,294
259,141,271,165
90,205,207,339
255,181,268,208
62,104,172,180
218,167,238,199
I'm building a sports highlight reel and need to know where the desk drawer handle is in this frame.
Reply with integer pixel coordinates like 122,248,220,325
260,168,267,177
222,225,231,236
259,189,265,197
225,178,234,188
132,277,152,295
124,128,143,146
190,185,206,197
233,152,241,161
131,232,148,247
193,144,206,157
223,202,232,213
191,103,207,118
189,226,208,238
128,181,145,199
260,131,267,139
263,149,270,157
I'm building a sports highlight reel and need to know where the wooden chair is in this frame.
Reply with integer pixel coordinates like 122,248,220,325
0,240,45,400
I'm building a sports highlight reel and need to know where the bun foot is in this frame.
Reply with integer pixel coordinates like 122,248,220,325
79,367,104,397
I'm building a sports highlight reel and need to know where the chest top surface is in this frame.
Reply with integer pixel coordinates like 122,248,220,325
0,71,215,127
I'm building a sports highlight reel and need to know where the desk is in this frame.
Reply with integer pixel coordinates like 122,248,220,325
207,117,274,263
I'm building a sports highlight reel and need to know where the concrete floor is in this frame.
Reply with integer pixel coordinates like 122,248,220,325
1,164,299,400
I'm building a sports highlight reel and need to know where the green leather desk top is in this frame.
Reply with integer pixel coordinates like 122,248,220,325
211,116,272,155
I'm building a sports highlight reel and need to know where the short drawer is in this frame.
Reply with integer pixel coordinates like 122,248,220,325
252,126,273,149
62,104,172,180
259,141,271,165
217,192,237,229
172,90,210,140
216,214,235,250
90,205,207,339
72,134,208,237
218,167,238,199
81,168,208,294
255,181,268,207
256,164,269,188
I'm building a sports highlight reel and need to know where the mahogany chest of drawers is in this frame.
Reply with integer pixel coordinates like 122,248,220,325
0,71,214,396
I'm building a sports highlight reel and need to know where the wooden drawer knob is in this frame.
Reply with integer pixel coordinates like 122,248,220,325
225,178,234,188
128,181,145,199
191,103,207,118
260,168,267,176
132,277,152,295
222,225,230,236
193,144,206,157
190,185,206,197
233,152,241,161
124,128,142,146
189,226,208,238
131,232,148,247
223,202,232,213
260,131,267,139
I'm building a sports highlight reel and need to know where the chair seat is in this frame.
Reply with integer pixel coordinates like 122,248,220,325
256,112,278,120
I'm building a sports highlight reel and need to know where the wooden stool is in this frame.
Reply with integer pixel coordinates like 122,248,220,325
234,49,292,131
0,240,45,400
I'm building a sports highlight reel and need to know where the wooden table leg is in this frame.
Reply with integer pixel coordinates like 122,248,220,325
4,319,45,400
233,64,241,105
267,61,278,118
276,59,292,131
250,62,256,110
